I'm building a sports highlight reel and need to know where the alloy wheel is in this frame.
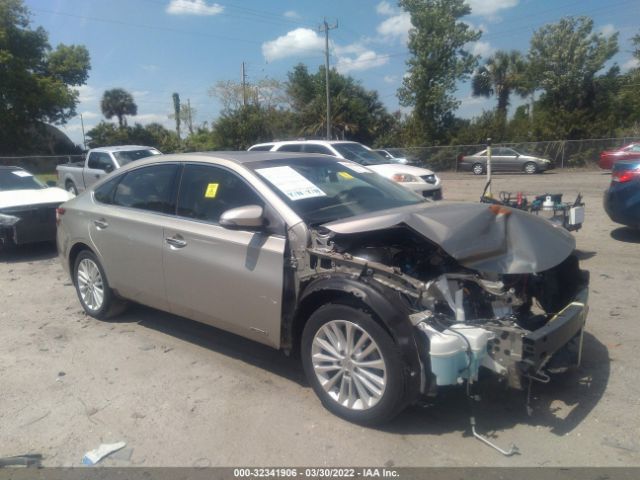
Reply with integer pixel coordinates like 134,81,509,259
311,320,387,410
76,258,105,311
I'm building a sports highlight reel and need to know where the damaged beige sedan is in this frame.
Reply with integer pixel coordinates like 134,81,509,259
57,152,589,432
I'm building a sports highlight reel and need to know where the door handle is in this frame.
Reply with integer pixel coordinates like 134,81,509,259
166,235,187,248
93,219,108,229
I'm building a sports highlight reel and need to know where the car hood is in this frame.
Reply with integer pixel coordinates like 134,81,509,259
322,201,575,274
0,188,74,209
367,163,435,176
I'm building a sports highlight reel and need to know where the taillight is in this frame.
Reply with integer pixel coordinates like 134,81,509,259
612,168,640,183
55,207,65,225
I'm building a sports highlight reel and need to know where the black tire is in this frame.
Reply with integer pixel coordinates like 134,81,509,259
66,181,78,195
472,163,484,175
73,250,126,319
523,162,537,174
301,303,406,425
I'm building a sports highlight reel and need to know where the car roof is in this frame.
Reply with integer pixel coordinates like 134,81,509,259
91,145,158,153
251,140,362,148
126,151,335,168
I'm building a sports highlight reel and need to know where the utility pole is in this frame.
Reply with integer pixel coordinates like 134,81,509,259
80,113,87,150
187,98,194,135
241,61,248,107
319,18,338,140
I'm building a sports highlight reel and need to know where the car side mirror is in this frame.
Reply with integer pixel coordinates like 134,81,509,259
219,205,265,230
104,164,114,173
46,180,56,187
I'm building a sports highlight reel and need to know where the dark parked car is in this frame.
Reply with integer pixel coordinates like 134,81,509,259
604,160,640,229
599,143,640,170
459,147,554,175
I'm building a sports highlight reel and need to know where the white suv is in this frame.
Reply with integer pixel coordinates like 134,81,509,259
248,140,442,199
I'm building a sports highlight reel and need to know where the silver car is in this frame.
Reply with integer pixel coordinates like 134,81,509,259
57,152,588,425
459,147,555,175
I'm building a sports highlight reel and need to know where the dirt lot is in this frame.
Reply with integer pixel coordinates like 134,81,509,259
1,170,639,467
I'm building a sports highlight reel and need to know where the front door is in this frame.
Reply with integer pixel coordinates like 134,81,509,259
163,163,286,348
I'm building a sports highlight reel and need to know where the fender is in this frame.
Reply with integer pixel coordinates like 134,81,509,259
297,273,424,403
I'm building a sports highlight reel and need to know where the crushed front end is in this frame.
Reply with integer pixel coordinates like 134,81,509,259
305,202,590,398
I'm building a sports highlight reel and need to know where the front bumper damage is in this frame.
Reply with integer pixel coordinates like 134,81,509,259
0,204,59,247
411,280,588,392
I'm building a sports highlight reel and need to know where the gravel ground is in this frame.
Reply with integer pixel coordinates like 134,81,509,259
1,170,639,467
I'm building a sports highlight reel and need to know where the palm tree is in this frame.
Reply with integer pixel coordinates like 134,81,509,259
101,88,137,128
472,50,529,117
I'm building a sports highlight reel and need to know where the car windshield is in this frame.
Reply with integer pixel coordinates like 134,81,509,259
113,149,161,166
0,169,46,191
332,143,388,165
249,157,426,225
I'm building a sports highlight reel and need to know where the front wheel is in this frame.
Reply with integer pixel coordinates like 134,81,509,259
523,162,537,174
73,250,126,319
301,303,406,425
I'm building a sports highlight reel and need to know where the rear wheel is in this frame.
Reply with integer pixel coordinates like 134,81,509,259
65,181,78,195
301,303,406,425
523,162,537,174
472,163,484,175
73,250,126,319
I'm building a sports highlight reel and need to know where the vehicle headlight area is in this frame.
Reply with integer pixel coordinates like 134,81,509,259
391,173,422,183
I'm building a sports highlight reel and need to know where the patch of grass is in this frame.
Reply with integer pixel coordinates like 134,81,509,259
36,173,57,185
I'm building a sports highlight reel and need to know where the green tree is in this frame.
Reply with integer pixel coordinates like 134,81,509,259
100,88,137,127
286,64,391,145
0,0,91,153
398,0,480,144
87,121,180,152
211,105,272,150
528,16,618,111
472,50,529,117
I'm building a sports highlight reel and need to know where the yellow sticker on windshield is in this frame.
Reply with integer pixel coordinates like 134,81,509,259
204,183,219,198
338,171,354,180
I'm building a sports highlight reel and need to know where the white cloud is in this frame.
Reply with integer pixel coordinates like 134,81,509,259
383,75,398,84
75,85,97,103
471,41,495,58
466,0,518,16
135,113,173,124
376,1,396,16
132,90,150,98
284,10,300,19
336,51,389,73
376,12,412,43
600,23,616,37
166,0,223,16
80,111,100,120
622,57,639,71
262,28,324,62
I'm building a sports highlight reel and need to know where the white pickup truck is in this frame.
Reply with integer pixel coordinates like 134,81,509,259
56,145,161,194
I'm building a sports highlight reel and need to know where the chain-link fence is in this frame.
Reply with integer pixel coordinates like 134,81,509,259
0,155,84,174
384,136,640,172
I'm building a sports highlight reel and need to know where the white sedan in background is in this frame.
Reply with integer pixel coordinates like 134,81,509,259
248,140,442,200
0,166,74,248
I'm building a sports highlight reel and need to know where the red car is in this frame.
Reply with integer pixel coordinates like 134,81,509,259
599,143,640,170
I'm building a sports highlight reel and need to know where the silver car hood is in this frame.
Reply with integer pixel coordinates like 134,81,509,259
322,202,575,274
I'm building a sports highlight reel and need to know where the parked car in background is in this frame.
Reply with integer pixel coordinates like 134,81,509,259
599,143,640,170
373,149,411,165
603,160,640,229
0,166,74,248
248,140,442,200
57,152,588,425
459,147,554,175
56,145,161,195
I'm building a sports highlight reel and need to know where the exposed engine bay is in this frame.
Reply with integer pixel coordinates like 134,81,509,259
304,224,588,394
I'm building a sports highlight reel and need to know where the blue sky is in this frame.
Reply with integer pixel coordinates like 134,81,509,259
25,0,640,146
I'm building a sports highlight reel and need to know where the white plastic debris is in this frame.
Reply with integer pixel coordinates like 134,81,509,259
82,442,126,465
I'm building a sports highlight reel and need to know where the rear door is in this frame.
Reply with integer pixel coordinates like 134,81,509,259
89,163,180,311
489,148,510,171
163,163,286,348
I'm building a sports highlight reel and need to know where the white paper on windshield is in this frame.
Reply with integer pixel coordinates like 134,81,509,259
11,170,33,177
338,162,371,174
256,166,326,201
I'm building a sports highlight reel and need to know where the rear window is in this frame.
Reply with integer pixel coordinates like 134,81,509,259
0,169,46,191
113,149,161,166
248,145,274,152
332,143,387,165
